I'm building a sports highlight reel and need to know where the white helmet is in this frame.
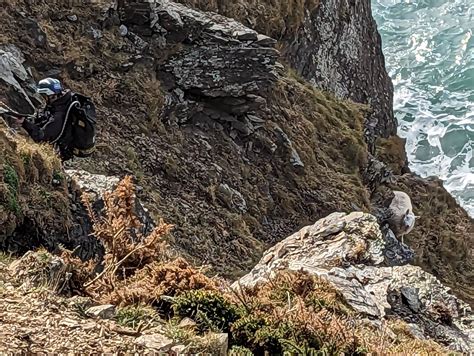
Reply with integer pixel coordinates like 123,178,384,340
36,78,63,96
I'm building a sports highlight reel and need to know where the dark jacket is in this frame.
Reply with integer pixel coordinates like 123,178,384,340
22,90,74,160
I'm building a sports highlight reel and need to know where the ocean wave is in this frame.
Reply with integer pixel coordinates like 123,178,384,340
373,0,474,216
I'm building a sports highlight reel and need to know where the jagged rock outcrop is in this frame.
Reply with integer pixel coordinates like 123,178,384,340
0,44,37,113
235,212,473,352
285,0,396,149
118,0,281,131
1,0,472,312
67,169,155,237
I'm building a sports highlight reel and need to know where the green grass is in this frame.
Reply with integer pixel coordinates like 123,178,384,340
116,304,158,329
3,163,21,214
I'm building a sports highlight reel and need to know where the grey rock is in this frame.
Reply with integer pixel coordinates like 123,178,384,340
254,34,277,47
289,148,304,169
274,126,304,168
119,24,128,37
66,169,155,237
171,345,187,355
135,333,174,351
382,226,415,266
178,317,196,329
66,169,119,202
246,114,265,124
66,14,78,22
85,304,116,319
235,212,385,289
120,0,279,130
216,183,247,213
0,45,36,113
400,286,421,313
232,30,257,41
286,0,396,150
235,212,473,352
90,27,103,40
210,333,228,356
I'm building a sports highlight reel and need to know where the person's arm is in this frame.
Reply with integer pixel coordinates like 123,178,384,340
22,112,64,142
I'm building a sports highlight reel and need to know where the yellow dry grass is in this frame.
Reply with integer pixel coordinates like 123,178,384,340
178,0,320,38
0,120,68,236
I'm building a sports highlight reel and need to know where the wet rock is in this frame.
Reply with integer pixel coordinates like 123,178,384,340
85,304,116,319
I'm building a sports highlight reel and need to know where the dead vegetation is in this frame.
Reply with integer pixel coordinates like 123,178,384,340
177,0,320,39
0,176,454,354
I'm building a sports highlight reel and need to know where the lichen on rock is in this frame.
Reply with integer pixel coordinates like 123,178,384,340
235,211,474,352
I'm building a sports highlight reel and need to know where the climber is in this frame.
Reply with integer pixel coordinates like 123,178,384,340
12,77,97,161
11,78,74,160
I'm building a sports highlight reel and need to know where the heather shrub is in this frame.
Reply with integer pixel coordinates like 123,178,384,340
173,290,240,333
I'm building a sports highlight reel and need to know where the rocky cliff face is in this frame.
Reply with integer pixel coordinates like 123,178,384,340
285,0,396,146
236,212,473,353
177,0,396,150
0,0,473,318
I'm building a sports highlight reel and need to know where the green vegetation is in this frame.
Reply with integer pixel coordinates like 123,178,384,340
173,290,240,333
116,304,158,329
3,164,20,214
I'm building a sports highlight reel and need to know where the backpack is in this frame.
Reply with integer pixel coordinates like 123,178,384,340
53,93,97,158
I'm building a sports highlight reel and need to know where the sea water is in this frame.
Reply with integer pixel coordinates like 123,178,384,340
372,0,474,217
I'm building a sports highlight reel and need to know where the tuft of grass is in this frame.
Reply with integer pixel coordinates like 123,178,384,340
116,304,158,329
3,164,21,215
0,252,14,266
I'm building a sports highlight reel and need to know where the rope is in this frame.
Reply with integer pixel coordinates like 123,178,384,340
51,100,80,144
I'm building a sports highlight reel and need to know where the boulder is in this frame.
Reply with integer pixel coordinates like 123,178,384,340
134,333,174,351
85,304,116,319
118,0,280,131
235,211,474,352
66,169,155,238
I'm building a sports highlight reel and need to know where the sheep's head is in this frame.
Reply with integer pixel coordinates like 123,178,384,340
402,209,416,234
